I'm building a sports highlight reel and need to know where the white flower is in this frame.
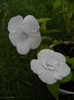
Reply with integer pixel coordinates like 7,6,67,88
31,49,71,84
8,15,41,55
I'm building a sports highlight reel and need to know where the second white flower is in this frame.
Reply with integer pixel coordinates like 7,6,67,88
31,49,71,84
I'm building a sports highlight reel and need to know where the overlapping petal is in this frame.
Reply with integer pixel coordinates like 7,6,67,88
17,40,30,55
53,52,66,62
38,49,66,62
56,62,70,78
38,49,55,61
38,70,57,84
8,15,23,33
28,31,41,49
31,59,44,74
9,31,24,46
9,33,19,46
23,15,40,34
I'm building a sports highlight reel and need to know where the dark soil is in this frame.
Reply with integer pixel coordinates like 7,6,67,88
53,42,74,92
53,42,74,57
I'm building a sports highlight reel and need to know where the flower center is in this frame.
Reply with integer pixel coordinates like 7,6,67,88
42,61,54,70
22,31,27,38
20,31,28,39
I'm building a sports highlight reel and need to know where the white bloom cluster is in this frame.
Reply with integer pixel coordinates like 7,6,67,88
31,49,70,84
8,15,41,55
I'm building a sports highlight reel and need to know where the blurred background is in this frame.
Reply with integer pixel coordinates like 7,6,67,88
0,0,74,100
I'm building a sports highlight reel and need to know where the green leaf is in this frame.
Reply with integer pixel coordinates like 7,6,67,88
47,82,60,100
67,3,74,18
37,45,52,53
42,36,52,41
60,7,68,14
40,22,46,30
60,72,73,83
41,29,61,34
65,56,74,69
53,0,63,9
38,18,52,31
72,64,74,69
38,18,52,23
38,45,52,50
53,40,62,46
66,56,74,64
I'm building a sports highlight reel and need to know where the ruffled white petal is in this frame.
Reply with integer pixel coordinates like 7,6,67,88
38,49,54,61
23,15,40,34
16,40,30,55
38,49,66,62
31,59,44,74
53,52,66,62
38,70,57,84
28,31,41,49
56,62,70,78
8,15,23,33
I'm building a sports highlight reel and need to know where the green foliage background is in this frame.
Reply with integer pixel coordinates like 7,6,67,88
0,0,74,100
